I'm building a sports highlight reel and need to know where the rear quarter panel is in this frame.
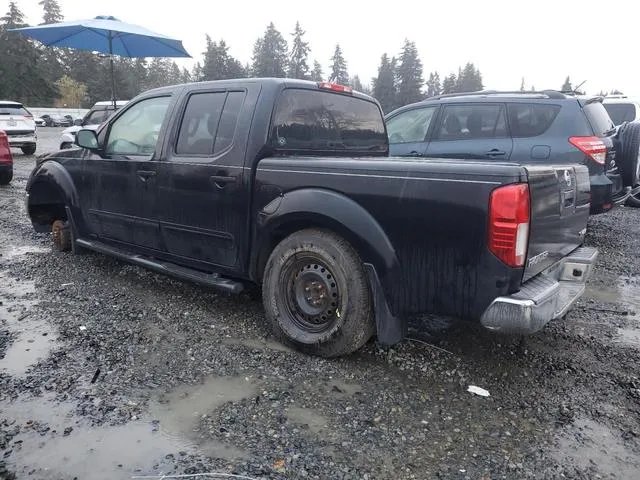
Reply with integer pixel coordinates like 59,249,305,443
254,157,526,320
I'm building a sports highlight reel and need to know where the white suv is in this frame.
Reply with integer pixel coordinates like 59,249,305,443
0,100,37,155
59,100,129,149
602,95,640,126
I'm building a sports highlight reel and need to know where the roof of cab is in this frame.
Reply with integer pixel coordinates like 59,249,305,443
0,100,23,106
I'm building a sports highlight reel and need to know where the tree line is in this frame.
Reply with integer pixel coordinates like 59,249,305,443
0,0,486,111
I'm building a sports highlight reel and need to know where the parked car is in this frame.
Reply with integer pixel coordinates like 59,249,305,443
386,90,640,215
34,116,46,127
40,114,73,127
0,130,13,184
602,95,640,125
25,79,597,357
59,100,129,149
0,100,37,155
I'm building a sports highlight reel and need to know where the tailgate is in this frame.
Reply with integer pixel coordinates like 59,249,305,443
522,164,591,282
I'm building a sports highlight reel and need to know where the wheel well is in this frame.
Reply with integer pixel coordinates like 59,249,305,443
255,216,384,283
28,181,67,232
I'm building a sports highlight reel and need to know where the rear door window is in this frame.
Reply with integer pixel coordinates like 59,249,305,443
175,90,246,156
603,103,637,125
583,102,615,136
271,89,387,154
435,104,507,140
507,104,560,137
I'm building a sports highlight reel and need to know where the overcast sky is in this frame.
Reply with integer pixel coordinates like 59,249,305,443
4,0,639,96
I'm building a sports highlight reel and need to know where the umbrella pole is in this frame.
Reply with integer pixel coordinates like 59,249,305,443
109,33,116,110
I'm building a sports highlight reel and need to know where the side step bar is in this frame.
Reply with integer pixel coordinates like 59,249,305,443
75,239,244,294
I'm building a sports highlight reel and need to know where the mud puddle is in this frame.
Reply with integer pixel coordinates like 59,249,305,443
0,270,58,376
584,275,640,314
222,336,295,353
556,417,640,479
0,245,49,261
5,376,258,479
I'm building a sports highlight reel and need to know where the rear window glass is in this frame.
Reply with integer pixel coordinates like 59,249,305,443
271,89,387,154
603,103,637,126
0,104,29,116
583,102,615,136
507,104,560,137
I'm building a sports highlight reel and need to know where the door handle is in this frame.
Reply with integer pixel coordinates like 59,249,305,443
485,149,506,157
137,170,156,182
210,174,236,188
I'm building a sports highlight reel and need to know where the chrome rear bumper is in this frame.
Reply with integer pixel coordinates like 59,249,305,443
480,247,598,335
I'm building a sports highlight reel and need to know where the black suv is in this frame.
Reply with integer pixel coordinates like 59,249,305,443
385,91,640,214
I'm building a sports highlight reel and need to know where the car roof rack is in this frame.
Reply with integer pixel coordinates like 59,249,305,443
429,89,568,100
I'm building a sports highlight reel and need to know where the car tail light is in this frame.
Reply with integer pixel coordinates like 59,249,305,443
24,114,33,119
569,136,607,165
488,183,530,267
318,82,353,94
0,131,13,165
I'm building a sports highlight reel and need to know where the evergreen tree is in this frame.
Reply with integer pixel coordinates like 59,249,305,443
562,76,572,91
310,60,323,81
520,77,525,91
351,75,364,92
396,39,424,106
328,44,349,85
0,2,57,105
441,73,457,94
288,21,310,79
251,23,288,77
455,63,483,92
39,0,62,24
372,53,397,113
191,62,203,82
38,0,65,89
426,72,441,98
202,36,246,80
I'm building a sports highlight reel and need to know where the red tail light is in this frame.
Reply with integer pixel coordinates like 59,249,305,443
488,183,530,267
569,136,606,165
318,82,353,94
24,114,33,119
0,131,13,165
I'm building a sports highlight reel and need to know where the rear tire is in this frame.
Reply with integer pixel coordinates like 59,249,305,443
262,229,375,358
616,122,640,187
51,219,72,252
0,171,12,185
21,144,36,156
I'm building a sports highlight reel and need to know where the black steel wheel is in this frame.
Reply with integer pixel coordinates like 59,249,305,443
262,228,375,357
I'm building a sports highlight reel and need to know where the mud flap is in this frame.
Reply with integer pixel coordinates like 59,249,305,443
363,263,406,346
64,205,82,254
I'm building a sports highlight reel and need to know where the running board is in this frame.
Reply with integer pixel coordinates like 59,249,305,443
75,239,244,294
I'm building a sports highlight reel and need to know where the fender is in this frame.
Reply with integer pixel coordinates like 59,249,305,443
26,160,82,233
27,160,80,207
252,188,405,346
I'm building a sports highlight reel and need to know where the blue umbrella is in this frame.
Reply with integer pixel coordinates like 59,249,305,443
10,15,191,108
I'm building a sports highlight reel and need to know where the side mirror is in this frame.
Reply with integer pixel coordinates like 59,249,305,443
76,129,99,150
73,118,83,126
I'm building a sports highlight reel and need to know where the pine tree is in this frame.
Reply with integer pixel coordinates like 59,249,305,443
0,2,57,105
426,72,441,98
288,21,310,80
251,23,288,77
562,76,572,91
520,77,525,91
455,63,483,93
310,61,323,81
396,39,424,106
351,75,364,92
181,67,192,84
441,73,457,94
372,53,397,113
191,62,203,82
39,0,62,24
328,44,349,85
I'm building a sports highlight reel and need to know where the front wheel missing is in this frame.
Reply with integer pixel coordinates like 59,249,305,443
51,219,71,252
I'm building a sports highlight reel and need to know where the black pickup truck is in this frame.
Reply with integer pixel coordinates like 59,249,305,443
25,78,598,357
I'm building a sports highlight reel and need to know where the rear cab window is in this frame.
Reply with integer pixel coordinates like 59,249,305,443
582,101,615,136
0,103,30,116
270,89,387,155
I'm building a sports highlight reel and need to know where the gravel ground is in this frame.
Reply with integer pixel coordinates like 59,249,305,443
1,129,639,479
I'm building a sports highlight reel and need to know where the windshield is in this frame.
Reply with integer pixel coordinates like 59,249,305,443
603,103,637,126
